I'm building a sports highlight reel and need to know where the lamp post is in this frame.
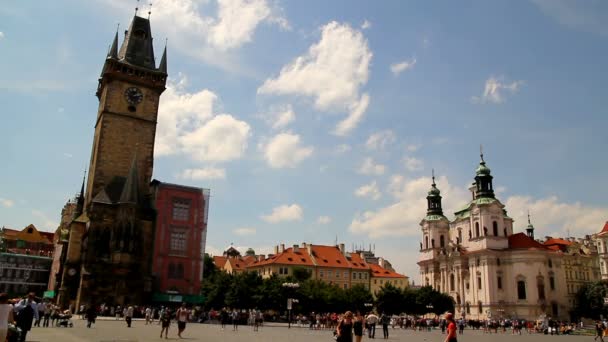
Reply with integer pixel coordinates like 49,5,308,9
426,304,434,319
282,282,300,329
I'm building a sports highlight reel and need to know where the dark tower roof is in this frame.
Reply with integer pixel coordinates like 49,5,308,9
118,15,156,70
426,170,444,216
73,175,86,219
158,44,167,74
108,30,119,59
119,154,139,204
474,148,495,199
526,211,535,239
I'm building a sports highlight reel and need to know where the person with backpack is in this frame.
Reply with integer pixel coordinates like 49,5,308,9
380,312,390,339
14,293,38,342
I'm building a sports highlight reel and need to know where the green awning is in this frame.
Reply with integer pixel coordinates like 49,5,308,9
152,293,205,304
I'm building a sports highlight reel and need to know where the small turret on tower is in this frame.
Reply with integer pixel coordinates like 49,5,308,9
426,169,444,216
474,145,495,199
526,211,535,239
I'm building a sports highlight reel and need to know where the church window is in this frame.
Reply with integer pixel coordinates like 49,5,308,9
496,258,501,266
475,222,480,237
170,229,187,254
492,221,498,236
537,278,545,300
551,302,558,317
450,274,455,291
425,236,429,249
431,239,435,248
465,282,469,290
466,302,470,314
548,259,553,268
478,301,483,314
497,276,502,289
504,228,507,237
440,235,445,248
517,280,526,300
172,199,191,221
549,277,555,290
458,230,462,244
477,276,482,290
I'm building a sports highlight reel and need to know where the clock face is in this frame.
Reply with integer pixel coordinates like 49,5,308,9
124,87,143,105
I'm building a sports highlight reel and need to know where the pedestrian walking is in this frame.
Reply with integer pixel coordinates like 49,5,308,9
86,304,97,328
220,308,228,330
0,293,14,342
42,302,51,327
145,307,152,325
353,311,364,342
231,309,239,331
444,313,458,342
160,309,171,339
366,312,378,338
14,292,39,342
336,311,354,342
176,303,190,338
595,321,605,342
125,305,134,328
34,300,45,327
380,312,390,339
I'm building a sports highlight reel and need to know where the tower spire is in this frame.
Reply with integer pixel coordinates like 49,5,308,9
158,40,167,73
526,210,535,239
480,144,484,163
74,170,86,219
426,170,443,216
108,25,119,59
432,168,436,186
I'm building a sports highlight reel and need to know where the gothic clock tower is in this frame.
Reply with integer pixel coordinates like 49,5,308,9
66,14,168,307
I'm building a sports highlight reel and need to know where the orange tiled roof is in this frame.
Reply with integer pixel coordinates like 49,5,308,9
348,252,370,270
2,225,53,244
213,256,228,269
249,247,315,267
369,263,407,279
544,238,572,246
598,222,608,236
242,255,257,265
310,245,351,269
508,233,548,250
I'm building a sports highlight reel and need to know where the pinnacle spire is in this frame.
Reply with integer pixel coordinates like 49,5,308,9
431,168,436,186
526,210,535,239
74,170,86,219
119,153,139,204
158,42,167,74
480,144,485,164
108,27,119,59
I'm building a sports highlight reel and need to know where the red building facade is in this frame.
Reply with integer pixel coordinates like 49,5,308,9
151,181,209,298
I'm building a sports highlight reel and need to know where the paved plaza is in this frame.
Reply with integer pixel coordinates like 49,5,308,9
27,319,594,342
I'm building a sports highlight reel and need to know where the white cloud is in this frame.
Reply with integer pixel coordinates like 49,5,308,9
355,181,381,200
350,175,469,238
0,197,14,208
471,76,524,104
32,210,58,231
334,144,352,154
366,130,396,150
263,132,314,168
0,32,4,40
406,144,421,152
261,104,296,129
361,20,372,30
234,227,257,236
318,216,331,224
390,58,417,76
505,195,608,237
261,204,303,223
358,157,386,175
258,21,373,135
404,157,424,171
179,167,226,180
156,75,251,162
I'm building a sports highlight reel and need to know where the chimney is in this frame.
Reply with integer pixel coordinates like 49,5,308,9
339,243,345,255
293,244,300,253
258,254,265,261
280,244,285,253
274,245,279,254
301,242,307,249
307,244,312,255
545,236,552,242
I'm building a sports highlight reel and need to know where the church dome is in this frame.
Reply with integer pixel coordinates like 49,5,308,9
475,161,491,176
428,185,441,196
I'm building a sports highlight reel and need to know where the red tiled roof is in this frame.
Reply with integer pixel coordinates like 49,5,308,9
310,245,350,269
348,252,370,270
369,264,407,279
544,238,572,246
508,233,549,250
598,222,608,236
213,256,228,269
249,247,315,267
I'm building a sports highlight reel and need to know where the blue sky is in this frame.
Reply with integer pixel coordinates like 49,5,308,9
1,0,607,279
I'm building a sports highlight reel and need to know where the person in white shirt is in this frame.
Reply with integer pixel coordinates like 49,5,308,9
176,303,190,338
34,301,45,327
125,306,134,328
0,293,14,342
145,307,152,325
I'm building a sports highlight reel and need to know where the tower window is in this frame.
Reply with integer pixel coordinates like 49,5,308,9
497,276,502,289
425,236,429,249
450,274,455,291
477,276,482,290
172,199,191,221
475,222,480,237
492,221,498,236
431,239,435,248
440,235,445,248
550,277,555,290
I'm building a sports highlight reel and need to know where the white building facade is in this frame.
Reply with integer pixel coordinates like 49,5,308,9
418,154,569,321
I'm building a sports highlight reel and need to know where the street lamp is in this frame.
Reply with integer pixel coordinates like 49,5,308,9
426,304,434,319
282,282,300,329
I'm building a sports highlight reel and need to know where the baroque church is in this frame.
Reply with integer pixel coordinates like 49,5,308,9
51,14,168,307
418,153,569,321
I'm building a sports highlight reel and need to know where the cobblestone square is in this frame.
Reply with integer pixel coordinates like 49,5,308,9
27,319,592,342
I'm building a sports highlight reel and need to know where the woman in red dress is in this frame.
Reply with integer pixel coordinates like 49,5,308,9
444,313,457,342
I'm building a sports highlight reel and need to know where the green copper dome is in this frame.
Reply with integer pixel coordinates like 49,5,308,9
476,161,491,175
428,184,440,196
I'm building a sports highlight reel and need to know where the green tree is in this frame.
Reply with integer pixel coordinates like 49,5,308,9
292,267,313,282
573,281,608,319
376,283,404,315
202,253,217,279
345,284,374,313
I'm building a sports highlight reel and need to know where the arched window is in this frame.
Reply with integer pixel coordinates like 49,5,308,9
425,236,429,249
458,230,463,243
440,235,445,248
517,280,527,300
492,221,498,236
450,273,455,291
478,301,483,314
537,277,545,300
431,239,435,248
475,222,480,237
504,228,507,237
